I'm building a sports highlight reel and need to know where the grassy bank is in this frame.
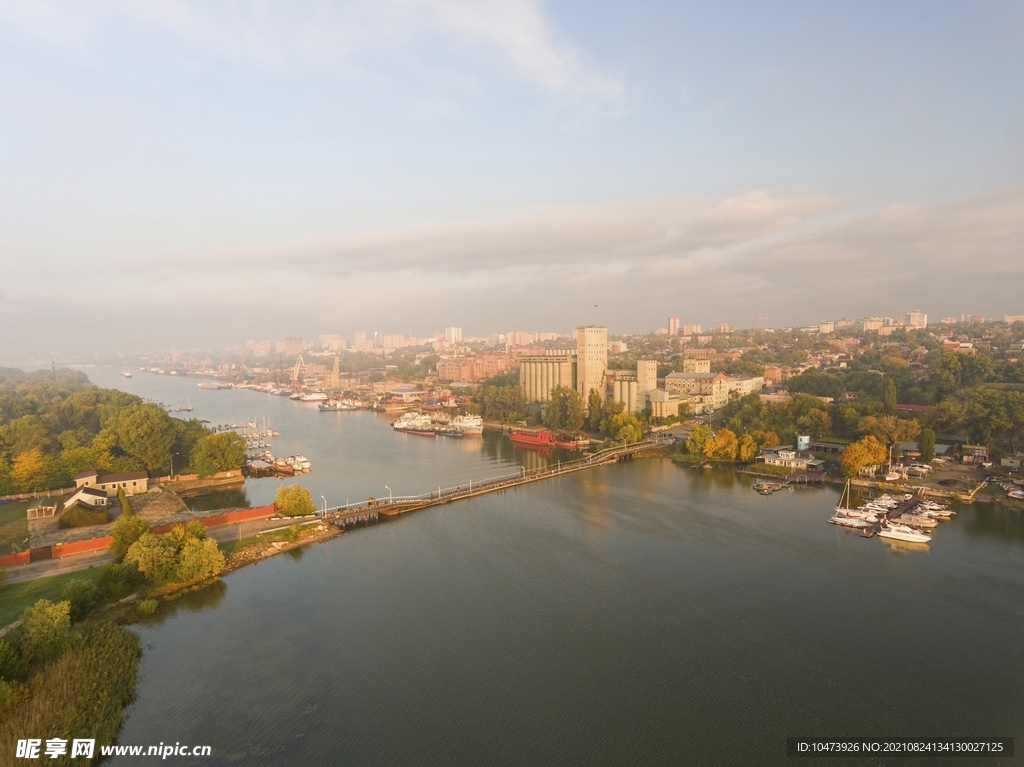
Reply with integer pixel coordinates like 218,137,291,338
0,569,101,629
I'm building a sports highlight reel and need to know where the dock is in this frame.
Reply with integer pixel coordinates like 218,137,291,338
321,440,656,528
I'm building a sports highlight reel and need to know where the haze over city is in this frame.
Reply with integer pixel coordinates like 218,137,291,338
1,1,1022,359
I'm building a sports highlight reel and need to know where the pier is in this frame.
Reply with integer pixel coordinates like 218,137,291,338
320,440,656,527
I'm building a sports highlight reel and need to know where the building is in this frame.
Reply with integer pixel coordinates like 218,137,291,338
758,447,826,472
682,323,702,336
725,375,765,398
282,337,305,355
1004,315,1024,324
648,388,687,418
664,371,730,409
637,360,658,404
445,327,463,345
682,359,711,373
818,321,835,334
436,354,512,383
861,317,884,331
905,310,928,328
576,326,608,405
520,355,576,403
763,365,784,385
668,317,680,336
62,486,108,512
73,470,149,496
611,373,640,413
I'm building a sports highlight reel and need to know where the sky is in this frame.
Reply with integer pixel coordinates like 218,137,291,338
1,0,1023,359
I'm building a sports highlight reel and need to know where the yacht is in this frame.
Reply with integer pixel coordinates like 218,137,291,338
877,522,931,544
829,510,870,529
300,392,329,403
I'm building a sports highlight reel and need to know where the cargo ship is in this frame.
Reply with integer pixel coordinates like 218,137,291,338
393,412,436,436
509,428,554,446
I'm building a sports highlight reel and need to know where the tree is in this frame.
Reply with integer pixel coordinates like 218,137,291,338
10,450,45,493
275,484,316,517
61,578,98,622
117,486,132,516
110,404,177,473
20,599,71,664
110,513,151,560
124,533,178,582
738,433,758,462
543,386,584,433
601,412,643,443
703,429,739,460
685,423,712,455
190,432,247,478
797,409,832,438
838,436,887,478
918,428,936,463
587,390,603,433
176,538,225,582
883,378,897,416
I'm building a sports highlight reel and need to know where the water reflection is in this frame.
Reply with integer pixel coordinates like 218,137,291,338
963,504,1024,544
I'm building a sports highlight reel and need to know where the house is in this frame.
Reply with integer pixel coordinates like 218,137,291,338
961,445,989,465
62,486,108,512
73,470,150,496
758,447,826,471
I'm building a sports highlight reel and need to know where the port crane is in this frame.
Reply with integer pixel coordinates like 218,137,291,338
290,354,306,388
742,315,770,329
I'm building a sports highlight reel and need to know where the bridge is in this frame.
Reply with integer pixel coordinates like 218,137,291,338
321,439,657,529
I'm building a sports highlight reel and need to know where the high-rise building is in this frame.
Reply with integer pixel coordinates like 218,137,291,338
668,317,680,336
445,327,463,345
682,323,702,336
575,326,608,405
905,310,928,328
637,360,658,411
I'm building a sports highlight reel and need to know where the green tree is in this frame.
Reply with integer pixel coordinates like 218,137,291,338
600,412,643,443
20,599,71,664
176,538,225,582
61,578,98,622
110,513,151,560
703,429,739,460
275,484,316,517
685,423,712,455
124,533,178,582
883,378,897,416
738,433,758,462
543,386,584,432
111,404,177,473
190,432,247,478
587,389,603,432
918,428,936,463
117,485,132,516
0,639,25,683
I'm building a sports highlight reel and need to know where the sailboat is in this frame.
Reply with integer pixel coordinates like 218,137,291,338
830,480,870,528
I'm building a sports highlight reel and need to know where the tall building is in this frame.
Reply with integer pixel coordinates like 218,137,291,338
520,355,576,403
682,323,702,336
575,326,608,405
667,317,680,336
445,327,463,345
905,310,927,328
637,360,657,399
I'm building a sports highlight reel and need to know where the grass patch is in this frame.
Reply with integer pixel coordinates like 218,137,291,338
0,499,60,556
0,568,100,629
747,463,793,477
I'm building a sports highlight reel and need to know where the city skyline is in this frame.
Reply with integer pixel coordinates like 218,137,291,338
2,2,1022,358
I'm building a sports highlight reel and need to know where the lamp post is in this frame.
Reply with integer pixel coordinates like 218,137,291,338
385,485,392,503
170,452,179,480
321,495,327,517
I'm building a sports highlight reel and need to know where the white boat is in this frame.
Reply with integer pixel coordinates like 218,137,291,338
300,392,329,403
393,413,436,435
878,523,932,544
122,371,132,378
452,415,484,436
829,510,870,529
197,382,222,390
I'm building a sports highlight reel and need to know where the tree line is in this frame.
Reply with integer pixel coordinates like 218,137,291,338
0,368,246,494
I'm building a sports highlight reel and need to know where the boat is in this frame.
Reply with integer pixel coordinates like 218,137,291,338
318,401,355,411
300,392,329,403
877,522,932,544
451,415,484,436
1008,490,1024,501
829,510,870,528
893,514,938,530
121,371,132,378
509,428,554,447
197,382,221,390
436,426,464,438
392,413,436,436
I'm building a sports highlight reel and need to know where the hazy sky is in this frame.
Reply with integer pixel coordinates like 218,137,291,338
2,1,1023,359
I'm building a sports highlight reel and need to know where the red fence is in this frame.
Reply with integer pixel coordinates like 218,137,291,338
0,504,277,567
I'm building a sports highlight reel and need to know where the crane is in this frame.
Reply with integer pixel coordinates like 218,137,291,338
742,315,769,329
291,354,306,389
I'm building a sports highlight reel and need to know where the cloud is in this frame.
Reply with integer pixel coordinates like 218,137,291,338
0,0,622,103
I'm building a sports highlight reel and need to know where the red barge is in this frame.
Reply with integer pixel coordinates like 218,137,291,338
509,429,584,450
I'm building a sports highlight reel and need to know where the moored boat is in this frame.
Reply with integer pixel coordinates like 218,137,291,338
877,522,932,543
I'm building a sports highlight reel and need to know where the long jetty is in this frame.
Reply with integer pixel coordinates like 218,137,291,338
321,439,657,529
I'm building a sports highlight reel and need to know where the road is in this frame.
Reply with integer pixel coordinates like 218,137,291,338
3,515,322,585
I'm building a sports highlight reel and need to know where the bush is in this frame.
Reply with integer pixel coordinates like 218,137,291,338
96,562,145,600
0,623,140,752
0,639,26,683
110,513,151,560
117,486,132,516
275,485,316,517
20,599,71,665
137,599,158,617
61,579,98,622
284,524,301,543
59,506,109,529
0,569,6,592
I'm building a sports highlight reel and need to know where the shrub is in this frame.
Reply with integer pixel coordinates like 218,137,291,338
95,562,145,600
0,639,25,683
0,569,6,592
59,506,109,529
20,599,71,665
110,513,151,560
117,485,132,516
61,579,98,622
137,599,158,617
284,524,301,543
275,485,316,517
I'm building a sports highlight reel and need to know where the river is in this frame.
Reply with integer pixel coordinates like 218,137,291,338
85,369,1023,765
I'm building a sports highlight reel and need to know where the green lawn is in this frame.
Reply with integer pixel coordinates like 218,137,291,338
0,567,100,628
